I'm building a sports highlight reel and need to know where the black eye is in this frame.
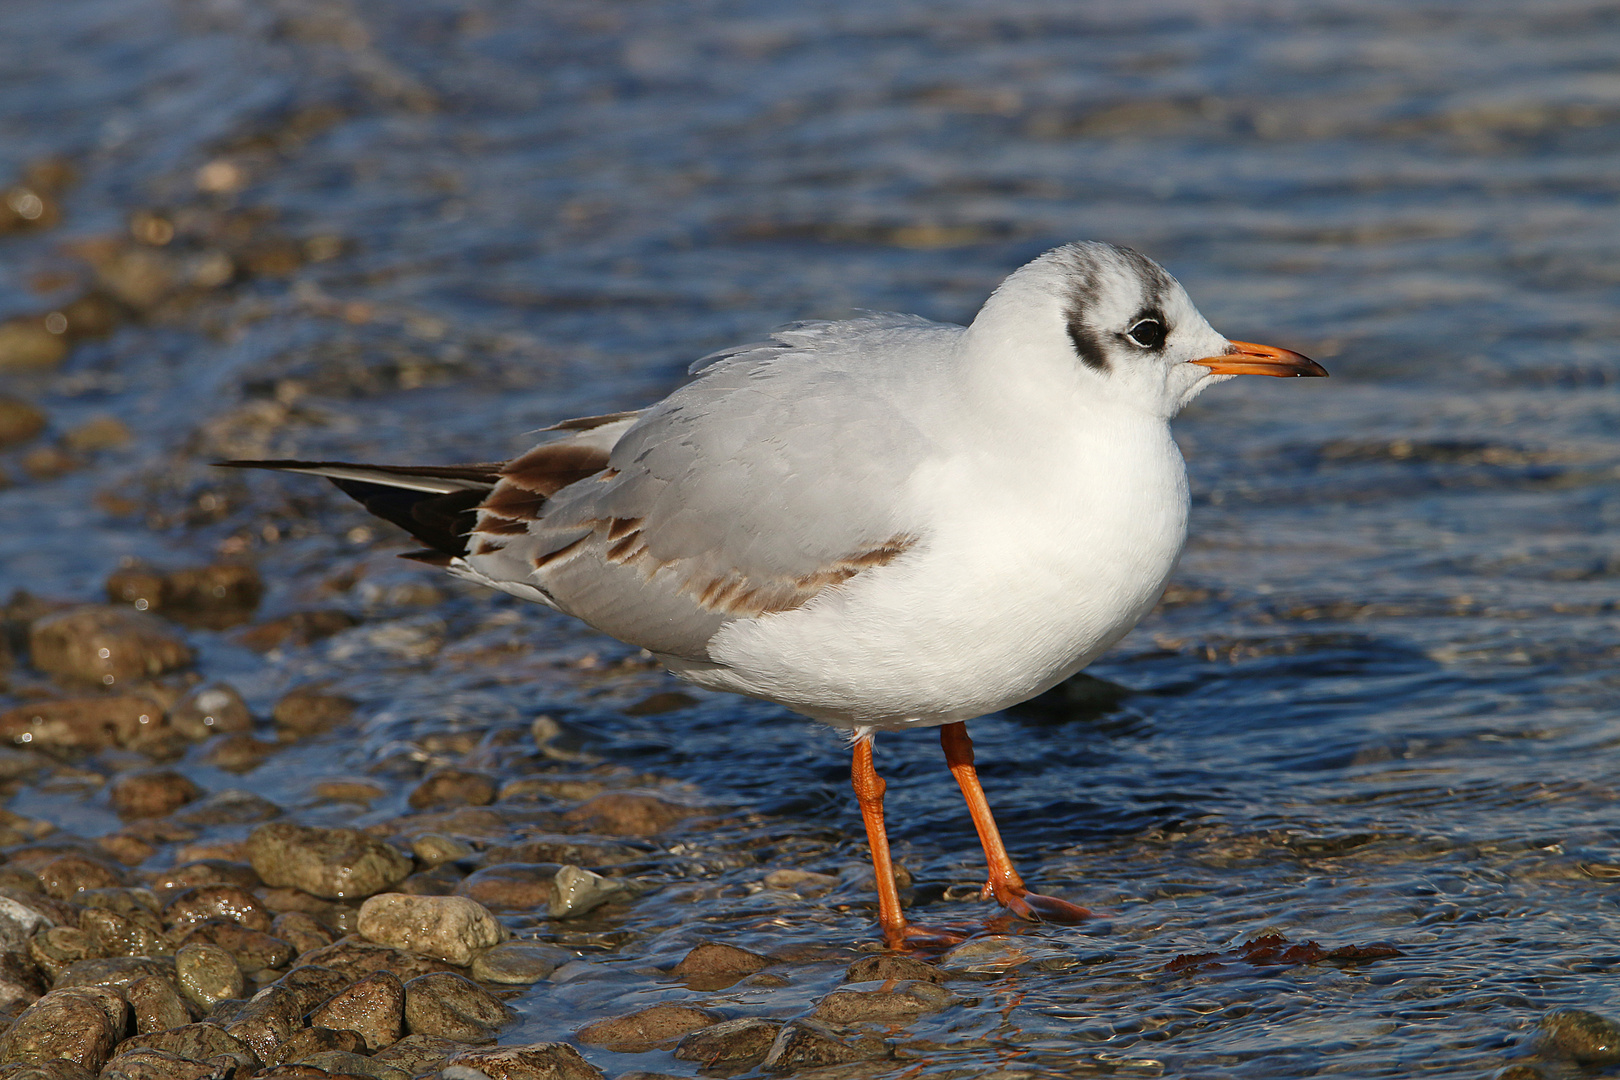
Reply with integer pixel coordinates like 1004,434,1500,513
1126,319,1166,350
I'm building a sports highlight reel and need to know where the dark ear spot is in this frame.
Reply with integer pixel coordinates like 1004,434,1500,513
1066,314,1108,372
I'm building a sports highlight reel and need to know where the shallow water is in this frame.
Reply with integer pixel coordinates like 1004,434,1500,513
4,0,1620,1076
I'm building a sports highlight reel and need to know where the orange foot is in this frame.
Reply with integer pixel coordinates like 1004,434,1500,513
883,920,976,951
997,888,1094,924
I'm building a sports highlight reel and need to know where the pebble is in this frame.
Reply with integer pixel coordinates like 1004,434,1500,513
441,1043,607,1080
0,987,127,1072
761,868,839,896
27,932,101,987
300,1049,407,1079
0,317,69,373
54,955,172,991
845,953,948,985
480,838,639,868
175,941,243,1008
150,860,262,901
266,1026,367,1066
36,852,127,899
200,733,278,772
308,970,405,1050
408,768,498,810
238,611,358,654
1538,1008,1620,1065
576,1004,721,1051
178,921,293,970
80,906,168,958
469,941,569,985
453,863,557,911
109,769,202,819
313,779,387,805
674,1017,782,1069
61,416,130,454
0,696,169,752
164,684,255,740
222,983,306,1063
100,1047,219,1080
105,564,262,627
125,973,191,1033
357,893,507,966
0,396,46,448
270,911,334,955
21,445,80,480
812,980,957,1024
248,823,412,900
163,884,273,933
27,606,192,685
170,789,281,826
298,937,458,981
759,1019,890,1074
671,941,773,990
0,952,46,1011
116,1022,250,1061
563,793,695,837
411,833,473,866
402,971,512,1043
938,935,1033,975
0,894,54,950
548,865,624,919
270,685,358,741
371,1034,464,1076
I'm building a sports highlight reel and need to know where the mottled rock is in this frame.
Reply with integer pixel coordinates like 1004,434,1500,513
370,1034,462,1076
36,854,126,900
671,942,773,990
237,611,357,654
125,972,191,1033
408,769,497,810
1539,1008,1620,1065
762,868,839,896
266,1026,366,1066
170,789,281,827
164,884,272,933
296,937,455,981
108,770,202,820
200,734,277,773
269,687,356,740
442,1043,607,1080
470,941,568,985
357,893,506,966
547,865,624,919
99,1048,217,1080
479,838,639,868
409,834,473,867
0,1061,96,1080
179,921,293,971
298,1049,405,1079
307,970,404,1051
79,907,167,959
938,935,1032,975
149,860,261,902
453,864,556,912
222,983,304,1063
165,685,254,741
0,318,68,373
402,972,512,1043
105,565,261,627
274,963,354,1012
0,894,55,951
675,1018,782,1069
575,1004,721,1051
26,929,95,984
175,942,242,1009
0,987,126,1071
312,779,387,805
248,824,411,900
114,1022,249,1062
760,1019,889,1073
0,397,46,448
27,608,191,686
812,980,956,1024
563,794,694,837
0,951,46,1010
53,956,171,992
0,697,166,753
845,953,947,985
269,911,332,956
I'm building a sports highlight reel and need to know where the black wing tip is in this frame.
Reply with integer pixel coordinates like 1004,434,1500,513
400,550,456,566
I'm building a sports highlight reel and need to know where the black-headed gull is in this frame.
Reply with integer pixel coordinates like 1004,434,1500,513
228,241,1326,947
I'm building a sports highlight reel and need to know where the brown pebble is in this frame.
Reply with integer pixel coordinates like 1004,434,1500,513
179,920,293,970
26,926,95,982
248,823,411,900
402,971,512,1043
675,1017,782,1068
408,767,497,810
563,793,695,837
0,395,47,448
27,606,192,686
453,863,558,912
811,980,956,1024
311,779,387,804
370,1033,465,1075
1539,1007,1620,1065
0,987,126,1072
108,769,202,820
759,1019,890,1073
270,686,357,740
443,1043,608,1080
163,884,272,933
222,982,304,1063
54,955,172,992
357,893,507,966
671,941,773,990
61,416,130,454
79,906,167,958
296,936,458,981
200,732,277,772
0,696,168,752
97,833,158,867
270,911,333,955
844,953,948,985
36,852,127,899
265,1025,366,1067
480,838,639,868
166,684,254,740
21,445,80,479
0,316,69,373
238,610,358,653
576,1004,722,1051
149,859,261,901
106,564,262,628
125,972,192,1033
115,1021,251,1061
308,970,404,1050
275,963,355,1012
99,1047,219,1080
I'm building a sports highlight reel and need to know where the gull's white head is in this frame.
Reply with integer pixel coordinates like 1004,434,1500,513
967,241,1326,419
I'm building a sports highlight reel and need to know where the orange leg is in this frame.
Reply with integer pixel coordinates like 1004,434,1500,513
939,721,1092,924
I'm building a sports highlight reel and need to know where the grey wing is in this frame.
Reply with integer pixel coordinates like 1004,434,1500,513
460,315,958,662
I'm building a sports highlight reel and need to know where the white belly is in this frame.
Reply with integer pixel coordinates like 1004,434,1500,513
685,420,1190,729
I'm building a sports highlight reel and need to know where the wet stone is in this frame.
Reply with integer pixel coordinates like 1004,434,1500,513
0,1062,97,1080
1538,1008,1620,1065
60,417,129,454
576,1004,722,1051
0,397,46,448
267,1026,366,1066
99,1048,218,1080
442,1043,608,1080
410,833,472,866
760,1019,890,1074
370,1034,464,1076
845,954,948,985
175,941,242,1009
37,853,126,900
297,937,457,981
108,769,202,820
117,1022,249,1062
179,921,293,971
762,868,839,896
0,318,68,373
223,983,305,1063
812,980,957,1024
357,893,507,966
274,963,354,1013
0,951,47,1011
54,955,171,992
270,686,357,741
563,793,695,837
166,684,254,740
470,941,569,985
0,894,55,951
26,929,95,984
105,564,262,628
238,611,357,654
402,971,512,1043
270,911,333,955
79,907,167,959
299,1049,406,1079
0,987,126,1072
671,942,773,990
27,607,192,686
674,1017,782,1069
200,733,277,773
454,863,557,912
125,972,191,1033
150,860,261,901
408,768,497,810
480,838,641,868
0,697,167,753
248,824,411,900
164,884,273,934
548,865,624,919
307,970,404,1051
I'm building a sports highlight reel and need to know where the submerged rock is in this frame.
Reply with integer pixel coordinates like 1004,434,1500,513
576,1004,721,1051
27,606,192,685
1538,1008,1620,1065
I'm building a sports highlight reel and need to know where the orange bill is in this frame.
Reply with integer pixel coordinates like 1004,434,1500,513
1190,340,1328,378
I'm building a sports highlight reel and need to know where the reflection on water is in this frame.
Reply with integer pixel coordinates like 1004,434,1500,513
3,0,1620,1075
